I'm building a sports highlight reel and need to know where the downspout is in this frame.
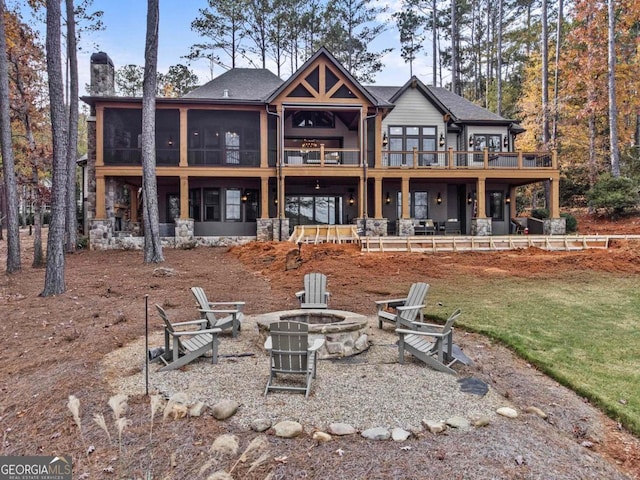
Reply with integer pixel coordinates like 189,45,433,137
362,108,379,236
266,105,281,240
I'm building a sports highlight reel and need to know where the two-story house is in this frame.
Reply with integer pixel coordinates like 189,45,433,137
81,47,563,249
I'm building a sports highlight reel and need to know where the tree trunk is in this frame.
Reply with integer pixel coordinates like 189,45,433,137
0,0,22,273
497,0,503,116
451,0,458,94
552,0,563,147
65,0,78,253
432,0,437,86
608,0,620,177
32,165,44,268
41,0,68,296
142,0,164,263
588,112,597,213
541,0,551,210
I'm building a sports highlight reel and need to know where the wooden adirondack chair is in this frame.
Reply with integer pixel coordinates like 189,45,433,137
396,308,462,375
295,273,331,309
154,305,221,372
375,282,430,329
191,287,245,338
264,321,325,398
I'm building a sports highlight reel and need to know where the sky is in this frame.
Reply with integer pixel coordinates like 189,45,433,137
17,0,440,95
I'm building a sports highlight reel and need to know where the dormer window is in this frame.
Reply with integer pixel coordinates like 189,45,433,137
293,111,335,128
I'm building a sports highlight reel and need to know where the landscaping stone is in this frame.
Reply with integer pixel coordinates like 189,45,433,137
472,415,491,427
188,401,206,417
525,406,548,419
361,427,390,441
274,420,303,438
391,428,411,441
250,418,272,432
497,407,518,418
422,420,447,434
312,431,332,442
446,416,471,429
328,423,357,436
211,400,239,420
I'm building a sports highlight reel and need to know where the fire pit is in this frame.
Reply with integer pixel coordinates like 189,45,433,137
256,309,369,359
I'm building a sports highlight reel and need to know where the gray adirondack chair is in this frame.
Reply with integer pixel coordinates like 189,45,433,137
375,282,430,329
191,287,245,338
264,321,325,398
154,305,221,372
295,273,330,309
396,308,462,375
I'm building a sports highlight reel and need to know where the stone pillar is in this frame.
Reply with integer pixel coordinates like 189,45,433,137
89,219,113,250
256,218,275,241
89,52,115,96
278,218,290,241
355,218,387,237
471,218,492,236
544,218,566,235
175,218,195,248
398,218,414,236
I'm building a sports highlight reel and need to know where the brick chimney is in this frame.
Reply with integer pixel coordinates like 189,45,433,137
90,52,115,96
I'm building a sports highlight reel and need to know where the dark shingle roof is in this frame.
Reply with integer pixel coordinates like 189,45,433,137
426,86,509,122
184,68,284,101
364,86,400,104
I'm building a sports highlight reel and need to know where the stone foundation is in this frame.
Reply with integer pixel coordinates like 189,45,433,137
256,218,289,241
397,219,414,236
544,218,566,235
471,218,492,236
175,218,195,248
355,218,387,237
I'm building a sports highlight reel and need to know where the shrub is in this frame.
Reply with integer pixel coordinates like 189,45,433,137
76,236,89,250
587,174,639,217
531,208,549,220
560,213,578,233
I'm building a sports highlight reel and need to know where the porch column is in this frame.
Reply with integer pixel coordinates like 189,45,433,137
180,175,189,219
95,175,106,218
260,110,268,168
179,108,188,167
401,177,410,219
373,177,383,219
277,105,284,219
476,178,486,218
260,176,269,219
374,114,382,168
359,176,366,218
129,185,138,222
508,185,517,219
550,177,560,218
96,106,104,167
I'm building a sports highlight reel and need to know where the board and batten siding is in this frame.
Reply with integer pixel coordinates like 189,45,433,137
382,89,445,135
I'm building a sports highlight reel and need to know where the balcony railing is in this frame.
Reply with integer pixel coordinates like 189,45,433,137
284,147,360,166
383,147,556,169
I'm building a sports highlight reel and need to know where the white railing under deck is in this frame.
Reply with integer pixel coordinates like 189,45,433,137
284,147,360,166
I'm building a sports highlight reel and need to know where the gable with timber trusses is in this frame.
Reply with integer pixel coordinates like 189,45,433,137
267,49,379,108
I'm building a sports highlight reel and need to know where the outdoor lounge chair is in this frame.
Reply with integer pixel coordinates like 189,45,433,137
295,272,331,309
154,305,221,372
191,287,245,338
375,282,429,330
396,308,462,375
511,217,526,234
264,321,325,398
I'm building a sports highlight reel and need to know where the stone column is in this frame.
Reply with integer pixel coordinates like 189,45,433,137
398,218,414,236
544,218,566,235
471,218,492,236
175,218,195,248
89,219,113,250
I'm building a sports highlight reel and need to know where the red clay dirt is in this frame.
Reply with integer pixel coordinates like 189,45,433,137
0,210,639,478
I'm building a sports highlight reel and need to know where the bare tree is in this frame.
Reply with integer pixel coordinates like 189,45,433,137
552,0,563,146
450,0,459,94
608,0,620,177
141,0,164,263
65,0,78,253
42,0,68,296
0,0,21,273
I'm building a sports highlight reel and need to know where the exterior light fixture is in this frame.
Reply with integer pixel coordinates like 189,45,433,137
439,133,445,147
467,193,473,205
241,191,248,202
315,180,320,190
503,136,508,149
167,137,174,147
382,132,388,147
468,136,474,148
385,192,391,205
436,192,442,204
349,193,355,206
505,193,511,204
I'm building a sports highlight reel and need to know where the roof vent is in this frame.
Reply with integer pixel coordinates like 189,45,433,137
223,89,229,98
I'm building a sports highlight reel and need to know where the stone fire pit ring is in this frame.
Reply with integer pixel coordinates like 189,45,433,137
256,309,370,359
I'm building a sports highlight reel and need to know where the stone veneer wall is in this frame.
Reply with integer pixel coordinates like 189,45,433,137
471,218,492,236
86,118,96,225
175,219,195,248
256,218,290,241
397,219,415,236
544,218,567,235
355,218,387,237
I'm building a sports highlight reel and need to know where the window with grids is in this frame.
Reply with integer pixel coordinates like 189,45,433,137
386,126,438,166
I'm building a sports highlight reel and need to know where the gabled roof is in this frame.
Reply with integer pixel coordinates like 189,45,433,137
184,68,284,101
265,47,387,107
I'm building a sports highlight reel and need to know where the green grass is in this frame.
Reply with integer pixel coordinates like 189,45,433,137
428,273,640,436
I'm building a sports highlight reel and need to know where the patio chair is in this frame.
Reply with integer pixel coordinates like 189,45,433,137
375,282,429,330
264,321,325,398
191,287,245,338
396,308,462,375
511,218,525,234
295,272,331,309
154,305,221,372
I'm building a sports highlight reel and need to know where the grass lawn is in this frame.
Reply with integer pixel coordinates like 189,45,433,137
429,273,640,436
